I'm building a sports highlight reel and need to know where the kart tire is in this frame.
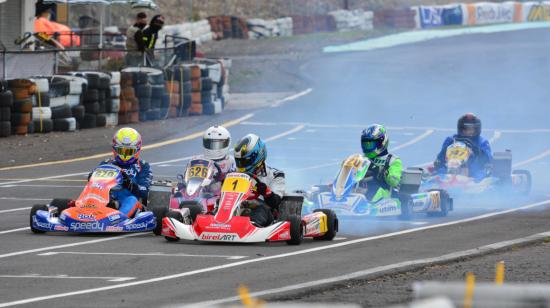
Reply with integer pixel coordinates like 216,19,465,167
427,189,450,217
150,204,168,236
179,201,203,223
95,114,107,127
164,211,182,242
0,90,13,108
136,84,152,98
0,107,11,122
0,121,11,137
398,194,412,221
512,169,531,195
13,98,33,113
50,198,72,215
30,204,48,234
81,113,97,129
313,209,337,241
33,119,53,133
51,105,72,119
286,214,304,245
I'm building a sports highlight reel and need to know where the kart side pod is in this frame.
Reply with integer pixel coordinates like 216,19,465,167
400,168,423,194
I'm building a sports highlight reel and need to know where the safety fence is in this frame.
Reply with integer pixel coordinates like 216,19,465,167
414,1,550,29
0,57,230,137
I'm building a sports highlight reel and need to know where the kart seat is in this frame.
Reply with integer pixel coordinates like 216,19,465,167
399,168,423,195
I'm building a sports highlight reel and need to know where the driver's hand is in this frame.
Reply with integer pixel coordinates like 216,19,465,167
256,182,268,196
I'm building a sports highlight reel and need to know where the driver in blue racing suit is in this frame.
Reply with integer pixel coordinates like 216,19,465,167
93,127,152,218
434,113,492,181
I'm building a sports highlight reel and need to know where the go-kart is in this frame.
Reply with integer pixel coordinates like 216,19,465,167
421,140,531,196
304,154,453,219
30,164,166,234
162,172,338,245
169,158,221,215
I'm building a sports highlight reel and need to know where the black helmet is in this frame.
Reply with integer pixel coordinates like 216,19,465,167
457,113,481,137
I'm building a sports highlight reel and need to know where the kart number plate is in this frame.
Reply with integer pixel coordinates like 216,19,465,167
188,166,208,178
222,177,250,193
446,147,469,161
92,169,118,179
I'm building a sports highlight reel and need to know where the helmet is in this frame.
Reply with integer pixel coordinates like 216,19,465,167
203,126,231,160
234,134,266,175
112,127,142,166
457,113,481,137
361,124,389,159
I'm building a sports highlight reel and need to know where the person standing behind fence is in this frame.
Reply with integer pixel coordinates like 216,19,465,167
125,12,148,66
139,15,164,67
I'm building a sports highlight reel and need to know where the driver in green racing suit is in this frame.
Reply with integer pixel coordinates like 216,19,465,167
359,124,402,202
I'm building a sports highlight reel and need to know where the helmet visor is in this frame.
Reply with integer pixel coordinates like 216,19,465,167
461,124,477,137
361,140,379,153
114,146,137,161
203,138,230,150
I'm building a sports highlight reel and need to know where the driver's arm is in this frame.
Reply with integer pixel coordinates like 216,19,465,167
133,161,152,199
261,170,285,210
385,158,402,188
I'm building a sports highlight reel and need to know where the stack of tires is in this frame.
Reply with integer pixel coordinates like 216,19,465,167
188,64,203,116
133,71,151,122
165,65,191,118
146,69,165,121
104,72,120,126
79,73,101,129
49,76,80,132
0,82,13,137
119,72,138,124
164,79,180,118
8,79,35,135
30,78,53,134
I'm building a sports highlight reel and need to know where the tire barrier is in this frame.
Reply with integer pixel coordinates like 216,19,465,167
374,9,417,29
247,17,293,39
208,16,249,40
328,10,374,31
0,57,231,137
291,15,337,35
159,20,214,47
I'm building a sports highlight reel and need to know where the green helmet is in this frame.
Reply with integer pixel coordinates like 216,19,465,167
361,124,389,159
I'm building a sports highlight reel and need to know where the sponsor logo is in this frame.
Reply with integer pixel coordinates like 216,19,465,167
107,214,121,222
91,183,104,190
81,203,97,209
106,226,123,232
376,199,399,215
54,225,69,231
208,223,231,229
200,232,239,241
78,214,95,220
59,213,67,220
70,221,104,230
279,230,290,240
33,217,52,229
124,222,150,230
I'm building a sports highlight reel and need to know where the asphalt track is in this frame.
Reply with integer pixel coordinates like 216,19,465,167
1,29,550,307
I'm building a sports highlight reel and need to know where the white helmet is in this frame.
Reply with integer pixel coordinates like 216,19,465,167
203,126,231,160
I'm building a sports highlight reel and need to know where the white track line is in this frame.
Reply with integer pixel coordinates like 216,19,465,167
38,252,247,260
513,149,550,168
292,129,434,172
0,208,31,214
1,199,547,307
0,197,51,201
192,230,550,307
271,88,313,107
0,184,82,188
265,125,305,142
0,233,143,259
0,227,30,235
0,274,135,282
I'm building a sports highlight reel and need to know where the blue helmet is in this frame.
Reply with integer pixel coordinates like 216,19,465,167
234,134,266,175
361,124,389,159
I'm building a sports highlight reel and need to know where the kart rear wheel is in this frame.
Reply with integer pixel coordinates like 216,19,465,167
427,189,450,217
313,209,337,241
286,215,304,245
398,195,412,221
179,201,203,223
512,169,531,195
150,204,168,236
50,198,72,216
30,204,48,234
164,211,182,242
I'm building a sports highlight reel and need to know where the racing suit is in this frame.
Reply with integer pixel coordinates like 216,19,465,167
361,151,402,202
435,135,492,181
96,158,152,217
248,166,285,227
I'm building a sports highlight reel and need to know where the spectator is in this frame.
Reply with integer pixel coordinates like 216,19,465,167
139,15,164,66
125,12,148,66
